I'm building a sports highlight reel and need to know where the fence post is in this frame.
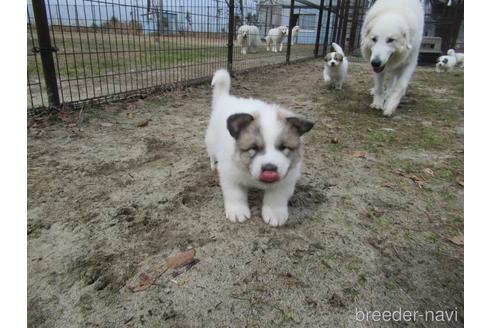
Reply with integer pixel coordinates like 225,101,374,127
286,0,295,64
313,0,325,57
227,1,235,73
322,0,334,56
31,0,60,108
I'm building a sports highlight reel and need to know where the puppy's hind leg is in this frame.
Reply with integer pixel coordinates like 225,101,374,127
221,178,251,223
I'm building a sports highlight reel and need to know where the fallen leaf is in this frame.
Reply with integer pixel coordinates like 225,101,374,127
423,168,435,176
137,119,151,127
352,151,366,158
331,138,339,144
456,178,464,187
393,169,425,188
165,248,196,270
129,273,152,293
100,122,113,128
383,183,393,189
446,234,464,246
128,248,196,293
408,174,425,189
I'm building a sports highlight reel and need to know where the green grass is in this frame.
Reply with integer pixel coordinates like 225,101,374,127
28,29,228,80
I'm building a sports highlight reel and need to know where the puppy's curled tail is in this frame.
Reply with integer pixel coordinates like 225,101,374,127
447,49,456,57
332,42,345,57
211,69,231,99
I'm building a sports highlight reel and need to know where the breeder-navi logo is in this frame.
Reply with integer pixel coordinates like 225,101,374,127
355,308,459,323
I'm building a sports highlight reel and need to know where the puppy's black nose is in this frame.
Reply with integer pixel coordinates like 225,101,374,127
330,62,335,66
371,58,382,68
261,164,277,172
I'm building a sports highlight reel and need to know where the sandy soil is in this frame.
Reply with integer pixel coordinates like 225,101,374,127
28,61,464,327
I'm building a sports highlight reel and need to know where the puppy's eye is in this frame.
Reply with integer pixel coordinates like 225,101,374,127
247,145,259,152
372,36,378,42
278,145,292,152
387,38,394,43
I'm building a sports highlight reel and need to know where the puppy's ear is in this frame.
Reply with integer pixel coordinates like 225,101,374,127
227,113,255,139
335,53,344,61
286,117,314,136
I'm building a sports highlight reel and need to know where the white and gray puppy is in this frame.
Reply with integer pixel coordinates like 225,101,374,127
447,49,464,68
323,42,349,90
266,26,289,53
435,54,457,72
205,69,314,227
237,25,261,55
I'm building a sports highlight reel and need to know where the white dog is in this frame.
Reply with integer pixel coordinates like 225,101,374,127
323,42,349,90
266,26,288,52
237,25,261,55
205,69,314,227
361,0,424,116
435,54,457,72
447,49,464,68
291,26,300,45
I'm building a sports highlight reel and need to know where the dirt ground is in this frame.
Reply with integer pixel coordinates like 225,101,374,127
27,60,464,327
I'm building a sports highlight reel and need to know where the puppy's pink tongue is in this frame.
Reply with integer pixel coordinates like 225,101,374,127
260,171,279,182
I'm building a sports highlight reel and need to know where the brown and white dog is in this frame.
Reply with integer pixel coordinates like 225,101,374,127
323,42,349,90
205,69,314,226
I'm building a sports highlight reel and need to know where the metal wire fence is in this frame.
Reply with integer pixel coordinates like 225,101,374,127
27,0,463,112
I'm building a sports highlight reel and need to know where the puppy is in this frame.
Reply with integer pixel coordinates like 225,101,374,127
361,0,424,116
237,25,261,55
205,69,314,227
435,55,457,72
447,49,464,68
323,42,349,90
266,26,288,52
291,26,300,45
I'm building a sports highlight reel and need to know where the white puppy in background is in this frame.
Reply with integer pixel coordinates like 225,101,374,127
266,26,288,52
323,42,349,90
447,49,464,68
291,26,300,45
237,25,261,55
435,54,456,72
361,0,424,116
205,69,314,227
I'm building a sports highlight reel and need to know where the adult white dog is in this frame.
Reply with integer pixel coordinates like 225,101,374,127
323,42,349,90
266,26,288,52
447,49,464,68
361,0,424,116
290,26,300,45
205,69,313,227
435,55,457,72
237,25,261,55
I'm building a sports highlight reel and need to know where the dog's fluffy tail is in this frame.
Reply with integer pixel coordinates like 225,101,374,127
211,69,231,99
332,42,345,56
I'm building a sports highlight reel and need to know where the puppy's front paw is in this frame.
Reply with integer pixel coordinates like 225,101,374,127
262,206,288,227
370,95,384,110
383,97,399,116
225,203,251,223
